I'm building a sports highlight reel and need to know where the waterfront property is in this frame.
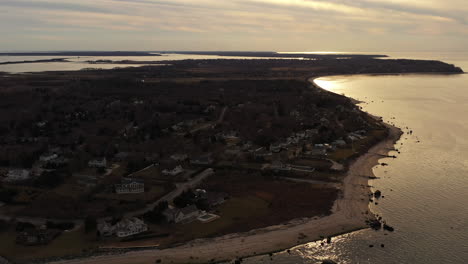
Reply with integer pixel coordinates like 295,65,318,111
163,205,204,223
115,178,145,194
97,217,148,238
88,157,107,168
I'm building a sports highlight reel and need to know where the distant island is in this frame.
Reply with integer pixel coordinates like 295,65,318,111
0,58,69,65
0,56,463,264
158,51,388,59
0,51,161,57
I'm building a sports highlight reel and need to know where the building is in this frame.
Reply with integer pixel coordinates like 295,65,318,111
97,217,148,238
162,165,184,176
115,178,145,194
190,155,214,165
39,153,58,162
270,161,291,171
88,157,107,168
170,154,188,162
163,205,203,223
116,218,148,237
4,169,30,182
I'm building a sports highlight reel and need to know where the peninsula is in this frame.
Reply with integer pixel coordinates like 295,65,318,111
0,56,462,264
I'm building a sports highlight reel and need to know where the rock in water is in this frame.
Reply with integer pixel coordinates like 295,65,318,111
383,224,395,232
374,190,382,198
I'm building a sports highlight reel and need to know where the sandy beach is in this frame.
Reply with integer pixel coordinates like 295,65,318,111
49,120,402,264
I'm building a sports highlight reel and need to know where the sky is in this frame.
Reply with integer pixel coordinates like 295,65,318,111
1,0,468,52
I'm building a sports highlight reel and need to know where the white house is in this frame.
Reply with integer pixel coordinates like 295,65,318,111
170,154,188,162
4,169,30,182
98,217,148,238
39,153,58,162
162,165,184,176
163,205,203,223
116,218,148,237
115,178,145,194
88,157,107,168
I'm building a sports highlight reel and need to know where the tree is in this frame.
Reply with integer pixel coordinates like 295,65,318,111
173,190,195,208
84,216,97,233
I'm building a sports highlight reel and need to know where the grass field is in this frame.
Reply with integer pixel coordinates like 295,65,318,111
0,226,100,263
165,195,270,244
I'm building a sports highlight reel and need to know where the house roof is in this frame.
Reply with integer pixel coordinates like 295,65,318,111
180,205,198,215
121,177,144,184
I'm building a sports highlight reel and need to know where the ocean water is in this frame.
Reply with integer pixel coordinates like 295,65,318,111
237,53,468,263
0,54,285,73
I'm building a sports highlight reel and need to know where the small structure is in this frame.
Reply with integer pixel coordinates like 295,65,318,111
253,148,273,159
163,205,203,223
197,213,220,223
88,157,107,168
4,169,30,182
270,161,291,171
98,217,148,238
170,154,188,162
115,178,145,194
162,165,184,176
39,153,58,162
269,143,282,153
190,155,213,165
332,139,347,147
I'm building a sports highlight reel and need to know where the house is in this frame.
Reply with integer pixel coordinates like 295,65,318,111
309,149,327,156
332,139,347,147
269,143,282,153
194,189,228,208
115,178,145,194
98,217,148,238
114,152,130,161
88,157,107,168
4,169,30,182
270,161,291,171
253,148,273,159
47,157,69,168
39,153,58,162
115,218,148,237
289,164,315,173
163,205,203,223
162,165,184,176
190,155,213,165
170,154,188,162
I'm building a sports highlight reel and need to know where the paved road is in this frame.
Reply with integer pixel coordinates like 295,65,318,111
124,168,214,218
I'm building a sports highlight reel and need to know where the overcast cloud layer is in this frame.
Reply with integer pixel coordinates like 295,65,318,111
1,0,467,51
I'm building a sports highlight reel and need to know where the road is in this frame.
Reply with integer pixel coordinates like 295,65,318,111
124,168,214,218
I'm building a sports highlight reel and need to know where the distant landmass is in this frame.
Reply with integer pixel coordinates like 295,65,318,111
0,51,161,57
158,51,388,59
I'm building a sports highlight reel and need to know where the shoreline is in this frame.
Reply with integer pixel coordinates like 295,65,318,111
48,81,403,264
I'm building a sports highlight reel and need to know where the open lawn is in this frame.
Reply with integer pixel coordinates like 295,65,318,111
164,195,270,245
0,227,100,263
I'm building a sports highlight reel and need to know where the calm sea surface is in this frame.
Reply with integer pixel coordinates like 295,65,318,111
237,52,468,263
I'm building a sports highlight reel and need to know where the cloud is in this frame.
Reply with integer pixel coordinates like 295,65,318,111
0,0,467,51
